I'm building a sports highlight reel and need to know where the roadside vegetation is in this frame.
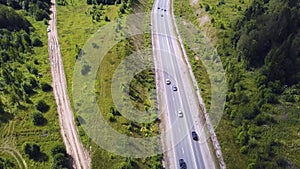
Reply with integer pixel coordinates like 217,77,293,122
57,0,163,168
174,0,300,168
0,2,66,169
92,37,162,168
56,0,121,146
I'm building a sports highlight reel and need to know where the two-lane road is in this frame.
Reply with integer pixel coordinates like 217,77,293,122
151,0,217,168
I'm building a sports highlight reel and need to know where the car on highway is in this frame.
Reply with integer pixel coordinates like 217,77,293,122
166,79,171,85
178,110,183,118
172,85,177,91
179,159,187,169
192,131,198,141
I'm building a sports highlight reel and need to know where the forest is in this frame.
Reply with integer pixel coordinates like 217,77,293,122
235,0,300,85
214,0,300,168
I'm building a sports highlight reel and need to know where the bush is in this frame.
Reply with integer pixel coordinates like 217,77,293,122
23,142,41,159
51,145,69,169
32,36,43,47
0,157,15,168
34,9,49,21
41,82,52,92
285,94,295,102
240,146,248,154
105,16,110,22
51,145,67,156
32,112,46,125
52,153,69,169
255,113,275,126
108,113,116,122
36,100,50,113
205,4,210,11
81,64,91,75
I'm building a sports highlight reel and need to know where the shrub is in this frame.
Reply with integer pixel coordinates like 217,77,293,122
81,64,91,75
240,146,248,154
36,100,50,113
32,112,46,125
51,145,69,169
32,36,43,47
0,157,15,168
108,113,116,122
51,145,67,156
105,16,110,22
23,142,41,159
52,153,69,169
205,4,210,11
41,82,52,92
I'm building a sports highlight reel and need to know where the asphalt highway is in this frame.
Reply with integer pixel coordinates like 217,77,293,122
151,0,217,168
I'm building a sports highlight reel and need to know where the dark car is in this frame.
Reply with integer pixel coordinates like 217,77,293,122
179,159,187,169
158,7,160,9
192,131,198,141
164,9,167,12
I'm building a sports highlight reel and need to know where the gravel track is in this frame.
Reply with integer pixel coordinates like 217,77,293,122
47,1,91,168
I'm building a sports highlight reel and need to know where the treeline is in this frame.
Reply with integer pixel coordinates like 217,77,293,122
0,0,51,21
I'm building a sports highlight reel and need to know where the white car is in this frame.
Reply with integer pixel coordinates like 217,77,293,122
166,79,171,85
47,27,51,32
178,110,183,118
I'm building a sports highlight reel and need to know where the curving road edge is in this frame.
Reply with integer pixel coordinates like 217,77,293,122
47,0,91,168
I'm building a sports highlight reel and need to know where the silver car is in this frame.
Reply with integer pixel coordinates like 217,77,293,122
178,110,183,118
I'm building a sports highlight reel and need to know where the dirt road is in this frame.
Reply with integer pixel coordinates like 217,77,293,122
47,0,91,168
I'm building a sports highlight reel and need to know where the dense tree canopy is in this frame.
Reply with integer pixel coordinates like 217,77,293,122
235,0,300,85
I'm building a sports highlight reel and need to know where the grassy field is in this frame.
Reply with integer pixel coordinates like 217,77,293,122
56,0,119,102
0,14,63,168
90,37,162,168
56,0,120,145
56,0,163,168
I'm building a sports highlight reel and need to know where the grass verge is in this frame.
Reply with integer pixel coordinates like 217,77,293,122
56,0,163,168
